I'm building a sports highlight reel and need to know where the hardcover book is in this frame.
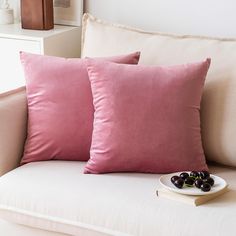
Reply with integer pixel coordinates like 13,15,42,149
157,186,229,206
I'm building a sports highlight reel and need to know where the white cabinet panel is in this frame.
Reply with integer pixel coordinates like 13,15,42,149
0,24,81,93
0,38,40,92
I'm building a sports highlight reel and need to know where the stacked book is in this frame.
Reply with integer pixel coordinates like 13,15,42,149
157,186,228,206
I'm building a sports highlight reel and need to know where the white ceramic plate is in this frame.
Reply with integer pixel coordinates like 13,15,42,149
159,172,227,196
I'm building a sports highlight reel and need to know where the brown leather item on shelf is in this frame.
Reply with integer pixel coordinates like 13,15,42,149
21,0,54,30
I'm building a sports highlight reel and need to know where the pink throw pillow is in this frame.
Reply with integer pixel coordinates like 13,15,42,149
20,52,140,164
84,59,211,174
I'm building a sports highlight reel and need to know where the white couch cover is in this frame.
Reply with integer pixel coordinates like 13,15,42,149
0,161,235,236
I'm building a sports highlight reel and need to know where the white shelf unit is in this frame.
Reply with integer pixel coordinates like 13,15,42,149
0,24,81,93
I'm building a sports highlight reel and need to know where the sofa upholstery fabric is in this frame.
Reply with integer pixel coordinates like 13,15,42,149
0,219,70,236
0,87,27,176
0,161,235,236
82,13,236,168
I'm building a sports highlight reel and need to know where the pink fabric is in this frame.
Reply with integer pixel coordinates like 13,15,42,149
85,59,211,174
20,52,140,164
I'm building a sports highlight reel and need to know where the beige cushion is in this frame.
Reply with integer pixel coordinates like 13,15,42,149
0,87,27,176
0,161,235,236
82,13,236,167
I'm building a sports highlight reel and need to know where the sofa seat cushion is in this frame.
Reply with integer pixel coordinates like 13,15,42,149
0,219,70,236
0,161,235,236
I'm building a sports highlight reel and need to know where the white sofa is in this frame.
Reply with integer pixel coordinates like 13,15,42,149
0,14,236,236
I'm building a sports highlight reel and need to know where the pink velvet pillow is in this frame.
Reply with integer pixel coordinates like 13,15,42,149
84,59,211,174
20,52,140,164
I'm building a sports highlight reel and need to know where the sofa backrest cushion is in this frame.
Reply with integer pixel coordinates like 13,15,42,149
82,13,236,168
20,52,140,164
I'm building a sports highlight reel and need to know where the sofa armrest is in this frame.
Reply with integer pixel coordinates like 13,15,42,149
0,87,27,176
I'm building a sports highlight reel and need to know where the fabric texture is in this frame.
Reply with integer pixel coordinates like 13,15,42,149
20,52,140,164
0,219,70,236
82,13,236,168
0,87,27,176
0,161,235,236
85,59,210,174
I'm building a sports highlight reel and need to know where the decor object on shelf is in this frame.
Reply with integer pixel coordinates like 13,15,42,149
0,0,14,24
21,0,54,30
11,0,21,23
54,0,83,26
54,0,70,8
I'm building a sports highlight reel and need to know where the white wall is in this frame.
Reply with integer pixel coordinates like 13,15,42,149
85,0,236,38
7,0,235,37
